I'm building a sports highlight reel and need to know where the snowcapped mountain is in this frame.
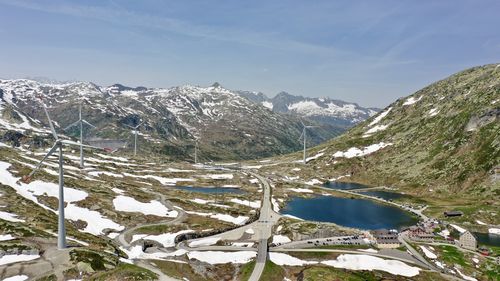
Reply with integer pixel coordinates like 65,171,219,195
236,90,379,130
0,80,339,160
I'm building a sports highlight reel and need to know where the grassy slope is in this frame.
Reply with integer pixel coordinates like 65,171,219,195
265,63,499,222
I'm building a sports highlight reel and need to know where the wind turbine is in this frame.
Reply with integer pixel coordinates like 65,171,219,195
298,121,317,165
64,103,96,168
125,122,142,157
22,97,100,249
194,139,199,164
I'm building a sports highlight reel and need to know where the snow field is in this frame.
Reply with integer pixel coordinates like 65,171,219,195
113,195,178,217
187,251,256,264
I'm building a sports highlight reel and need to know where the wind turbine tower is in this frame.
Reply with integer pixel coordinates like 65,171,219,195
126,123,142,156
299,121,317,165
64,103,96,167
23,97,100,249
194,140,199,164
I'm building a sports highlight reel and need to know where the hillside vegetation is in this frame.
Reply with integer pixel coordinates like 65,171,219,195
271,64,499,200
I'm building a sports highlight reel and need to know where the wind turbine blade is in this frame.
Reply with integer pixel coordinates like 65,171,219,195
300,120,305,127
124,124,135,129
135,122,144,129
23,143,59,182
60,139,102,150
39,100,58,139
298,130,304,141
81,120,96,128
64,120,80,131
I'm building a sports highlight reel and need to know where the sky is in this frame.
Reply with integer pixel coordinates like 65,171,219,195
0,0,498,107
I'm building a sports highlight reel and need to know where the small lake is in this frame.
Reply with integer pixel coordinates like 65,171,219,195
473,232,500,248
176,186,246,194
358,190,408,201
282,196,419,230
323,181,370,190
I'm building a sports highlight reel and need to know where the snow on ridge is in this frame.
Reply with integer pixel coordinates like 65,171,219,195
261,101,273,110
368,107,392,126
288,100,321,112
333,142,393,159
363,125,388,137
403,96,422,106
287,100,368,119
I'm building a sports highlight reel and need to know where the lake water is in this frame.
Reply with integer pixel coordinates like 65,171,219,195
282,196,419,230
323,181,368,190
176,186,246,194
358,190,408,201
473,232,500,247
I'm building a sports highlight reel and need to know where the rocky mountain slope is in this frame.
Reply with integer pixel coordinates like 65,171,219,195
0,80,342,160
270,64,499,198
237,90,379,132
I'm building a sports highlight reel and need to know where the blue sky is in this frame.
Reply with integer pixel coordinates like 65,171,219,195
0,0,498,107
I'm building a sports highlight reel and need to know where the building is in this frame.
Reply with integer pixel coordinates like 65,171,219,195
444,211,463,217
372,230,401,249
459,231,477,250
405,226,435,241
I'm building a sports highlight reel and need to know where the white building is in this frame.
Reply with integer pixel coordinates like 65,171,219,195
459,231,477,250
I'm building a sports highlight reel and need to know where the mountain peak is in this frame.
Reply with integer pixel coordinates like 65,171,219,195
211,82,222,88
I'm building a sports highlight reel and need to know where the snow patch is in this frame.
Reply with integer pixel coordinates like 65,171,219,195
369,107,392,126
333,142,393,158
0,234,16,241
450,224,466,234
428,108,439,117
187,251,256,264
269,252,317,266
3,275,29,281
363,124,388,137
403,96,422,106
489,228,500,235
189,237,220,247
321,254,420,277
0,211,25,223
113,195,178,217
419,246,437,259
288,188,313,193
230,198,261,208
0,254,40,266
272,235,291,244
